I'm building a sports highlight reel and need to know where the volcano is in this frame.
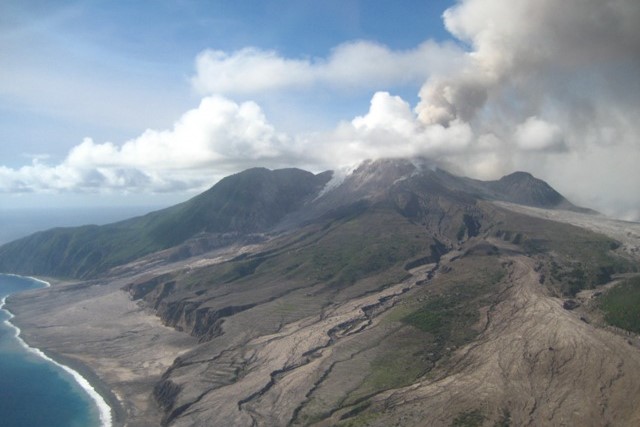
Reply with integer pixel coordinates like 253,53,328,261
3,158,640,427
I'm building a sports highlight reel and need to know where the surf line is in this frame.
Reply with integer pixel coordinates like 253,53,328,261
0,277,113,427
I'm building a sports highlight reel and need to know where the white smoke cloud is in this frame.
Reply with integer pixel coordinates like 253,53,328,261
417,0,640,128
514,117,566,152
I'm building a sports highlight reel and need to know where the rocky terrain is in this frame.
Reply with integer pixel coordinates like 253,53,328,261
4,158,640,426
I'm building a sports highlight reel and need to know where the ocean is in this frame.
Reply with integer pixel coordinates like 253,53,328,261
0,274,109,427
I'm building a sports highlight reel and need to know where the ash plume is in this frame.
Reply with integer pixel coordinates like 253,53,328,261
410,0,640,219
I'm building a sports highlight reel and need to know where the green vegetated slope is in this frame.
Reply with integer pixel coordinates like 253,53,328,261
0,168,329,278
485,171,568,208
291,251,507,427
129,202,449,340
118,160,638,427
599,276,640,333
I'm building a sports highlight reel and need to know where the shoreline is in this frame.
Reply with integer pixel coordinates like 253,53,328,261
0,275,125,427
36,347,127,427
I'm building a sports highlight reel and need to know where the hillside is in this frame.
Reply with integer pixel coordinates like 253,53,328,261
5,158,640,427
0,168,331,278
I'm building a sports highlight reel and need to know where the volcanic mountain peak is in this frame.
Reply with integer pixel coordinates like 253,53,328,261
501,170,534,180
181,166,331,234
486,170,570,209
313,158,580,212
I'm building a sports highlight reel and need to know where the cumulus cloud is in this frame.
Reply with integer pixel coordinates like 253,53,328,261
0,39,468,195
191,40,465,95
0,96,296,193
318,92,473,165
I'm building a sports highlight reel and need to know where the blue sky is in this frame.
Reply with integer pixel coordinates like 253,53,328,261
1,0,452,168
1,0,639,221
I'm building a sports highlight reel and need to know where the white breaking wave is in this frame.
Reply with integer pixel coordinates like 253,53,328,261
6,273,52,288
0,276,113,427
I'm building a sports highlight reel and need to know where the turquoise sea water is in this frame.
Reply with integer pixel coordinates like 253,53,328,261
0,274,102,427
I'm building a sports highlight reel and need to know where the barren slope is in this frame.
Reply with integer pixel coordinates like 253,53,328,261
338,252,640,426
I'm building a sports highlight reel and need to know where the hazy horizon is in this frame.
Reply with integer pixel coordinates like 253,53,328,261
0,204,170,245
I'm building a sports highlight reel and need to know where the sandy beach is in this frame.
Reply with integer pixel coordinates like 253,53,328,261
5,273,197,427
